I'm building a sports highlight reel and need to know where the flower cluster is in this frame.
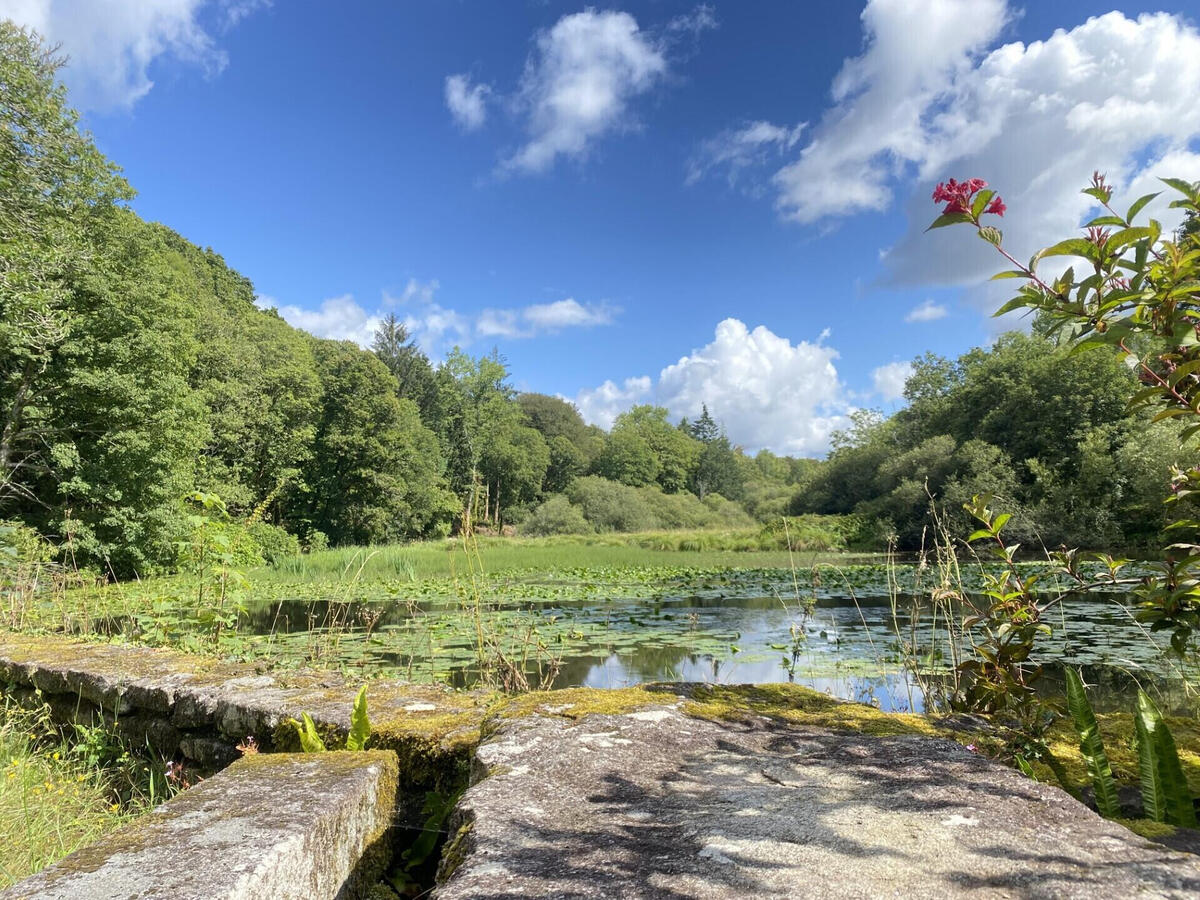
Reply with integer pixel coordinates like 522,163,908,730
931,177,1005,218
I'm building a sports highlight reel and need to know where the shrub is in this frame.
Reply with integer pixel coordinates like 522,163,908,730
521,496,592,536
566,476,659,532
244,521,301,566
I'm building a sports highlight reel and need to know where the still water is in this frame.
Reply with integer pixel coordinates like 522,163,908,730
241,567,1189,714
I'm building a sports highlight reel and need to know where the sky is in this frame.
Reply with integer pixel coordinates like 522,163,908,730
4,0,1200,457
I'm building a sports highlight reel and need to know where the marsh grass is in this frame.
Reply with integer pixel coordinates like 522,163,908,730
0,700,163,888
252,531,882,583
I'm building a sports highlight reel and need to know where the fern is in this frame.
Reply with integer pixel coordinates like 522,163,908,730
346,686,371,751
1014,755,1038,781
295,712,327,753
1065,668,1120,818
1134,690,1167,823
1148,695,1197,827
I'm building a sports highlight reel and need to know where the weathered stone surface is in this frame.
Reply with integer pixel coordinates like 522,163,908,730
2,751,399,900
436,706,1200,899
0,632,487,793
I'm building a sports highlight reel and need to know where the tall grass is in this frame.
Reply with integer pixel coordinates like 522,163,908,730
0,702,153,888
254,529,884,583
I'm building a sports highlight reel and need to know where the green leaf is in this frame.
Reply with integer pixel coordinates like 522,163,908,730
296,713,326,753
1084,215,1126,227
1040,238,1098,261
971,189,994,219
346,685,371,751
978,225,1003,246
989,270,1028,281
1126,192,1160,222
1160,177,1199,200
1065,668,1120,818
1147,696,1198,827
926,212,974,231
1134,690,1167,823
1014,755,1038,781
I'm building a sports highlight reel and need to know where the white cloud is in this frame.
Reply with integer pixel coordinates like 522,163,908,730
501,9,668,174
871,361,913,401
574,318,849,455
0,0,263,111
445,73,491,131
687,120,806,187
574,376,653,431
272,294,381,347
270,282,616,354
522,298,614,330
666,4,718,38
904,299,948,323
747,1,1200,289
771,0,1010,224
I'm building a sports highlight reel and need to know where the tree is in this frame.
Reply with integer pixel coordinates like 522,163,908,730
0,23,132,510
592,429,660,487
609,406,699,494
371,313,437,419
685,405,720,444
305,340,456,545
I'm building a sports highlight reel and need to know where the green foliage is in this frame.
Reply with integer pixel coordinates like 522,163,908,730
347,686,371,752
521,495,593,536
307,340,457,545
1134,690,1196,826
794,333,1185,550
1065,668,1121,819
607,406,700,494
243,521,301,566
292,687,372,753
928,173,1200,654
294,712,326,753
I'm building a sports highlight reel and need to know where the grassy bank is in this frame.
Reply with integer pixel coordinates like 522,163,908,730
0,703,152,888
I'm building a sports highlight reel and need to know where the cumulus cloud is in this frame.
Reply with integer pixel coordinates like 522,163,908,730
904,299,948,323
871,361,913,401
746,1,1200,289
269,282,616,355
444,73,491,131
1,0,263,111
501,9,669,174
687,120,806,188
574,319,850,455
270,294,381,347
574,376,653,431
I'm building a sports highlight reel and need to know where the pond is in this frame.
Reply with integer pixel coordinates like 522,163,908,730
232,562,1192,714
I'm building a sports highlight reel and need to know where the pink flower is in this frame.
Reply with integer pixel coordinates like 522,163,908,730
965,743,978,753
931,177,994,217
985,196,1005,216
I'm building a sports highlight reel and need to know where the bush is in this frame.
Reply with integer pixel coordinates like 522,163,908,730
521,496,592,536
566,476,659,532
244,521,301,566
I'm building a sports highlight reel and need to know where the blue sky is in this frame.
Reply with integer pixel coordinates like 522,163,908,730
6,0,1200,455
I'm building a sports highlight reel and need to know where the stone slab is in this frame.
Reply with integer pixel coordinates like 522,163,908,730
0,633,486,777
2,751,398,900
435,706,1200,899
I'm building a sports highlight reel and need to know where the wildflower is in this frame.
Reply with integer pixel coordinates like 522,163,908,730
965,743,978,753
1086,226,1110,249
236,735,259,756
931,177,1004,219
